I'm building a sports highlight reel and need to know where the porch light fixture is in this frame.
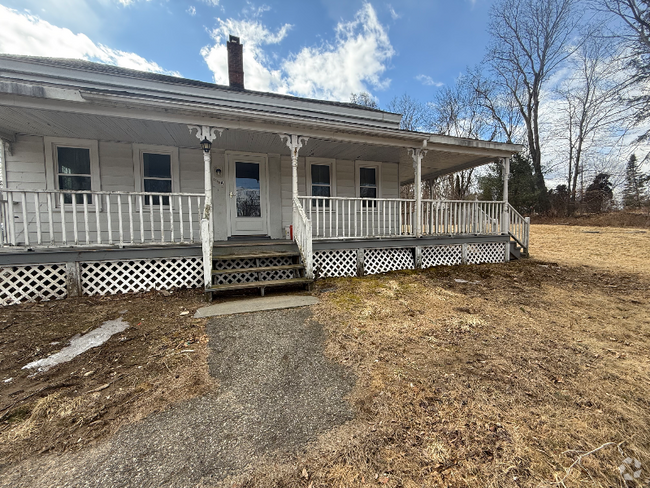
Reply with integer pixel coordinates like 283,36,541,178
200,137,212,153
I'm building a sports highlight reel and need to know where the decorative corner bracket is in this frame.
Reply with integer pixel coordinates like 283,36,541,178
279,134,309,158
408,147,428,169
188,125,224,143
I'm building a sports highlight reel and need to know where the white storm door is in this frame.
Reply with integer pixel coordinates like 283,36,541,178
228,155,268,235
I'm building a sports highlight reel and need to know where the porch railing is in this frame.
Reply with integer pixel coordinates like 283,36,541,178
421,200,505,236
292,196,313,278
0,189,205,248
507,204,530,251
299,196,415,239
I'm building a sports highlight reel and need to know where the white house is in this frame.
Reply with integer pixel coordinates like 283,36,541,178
0,36,527,305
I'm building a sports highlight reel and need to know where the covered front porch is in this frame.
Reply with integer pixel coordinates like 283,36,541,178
0,64,526,301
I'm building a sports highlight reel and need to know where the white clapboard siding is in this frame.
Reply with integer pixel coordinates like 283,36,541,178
5,135,47,190
100,141,136,191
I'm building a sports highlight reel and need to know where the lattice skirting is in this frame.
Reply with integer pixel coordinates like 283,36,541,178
0,264,68,306
365,248,415,275
212,255,295,286
421,245,463,268
467,242,506,264
81,257,203,296
313,249,357,278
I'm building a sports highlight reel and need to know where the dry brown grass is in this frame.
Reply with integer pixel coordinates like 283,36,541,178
531,225,650,277
231,226,650,488
0,288,214,464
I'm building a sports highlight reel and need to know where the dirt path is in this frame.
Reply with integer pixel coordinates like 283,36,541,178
0,308,354,487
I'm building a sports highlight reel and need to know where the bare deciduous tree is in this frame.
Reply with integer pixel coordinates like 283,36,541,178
387,94,429,131
552,35,631,213
487,0,583,210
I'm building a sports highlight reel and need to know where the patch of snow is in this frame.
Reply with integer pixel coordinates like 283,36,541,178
454,279,481,284
22,317,129,372
3,377,13,383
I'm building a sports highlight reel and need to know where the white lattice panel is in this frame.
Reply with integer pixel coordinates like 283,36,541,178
212,256,294,286
467,242,506,264
81,257,203,296
421,245,463,268
365,248,414,275
0,264,67,305
313,249,357,278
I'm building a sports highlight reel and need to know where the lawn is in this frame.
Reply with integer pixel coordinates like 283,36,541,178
1,224,649,487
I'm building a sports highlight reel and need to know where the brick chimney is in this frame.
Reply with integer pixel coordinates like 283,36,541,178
227,35,244,90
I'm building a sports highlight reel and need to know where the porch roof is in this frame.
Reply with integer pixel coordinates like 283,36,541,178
0,55,522,182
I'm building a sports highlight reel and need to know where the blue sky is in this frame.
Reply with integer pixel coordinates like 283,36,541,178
0,0,493,109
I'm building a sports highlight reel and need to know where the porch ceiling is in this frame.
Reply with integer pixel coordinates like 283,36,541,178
0,106,505,183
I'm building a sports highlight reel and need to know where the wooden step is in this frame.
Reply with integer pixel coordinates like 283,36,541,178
212,251,300,261
212,264,304,275
207,277,313,292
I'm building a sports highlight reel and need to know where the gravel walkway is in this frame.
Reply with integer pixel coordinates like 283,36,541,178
0,308,354,487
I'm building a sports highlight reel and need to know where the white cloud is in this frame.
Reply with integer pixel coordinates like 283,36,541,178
201,0,220,6
416,74,443,87
200,3,395,101
388,5,401,20
0,5,180,76
200,18,292,93
188,5,196,15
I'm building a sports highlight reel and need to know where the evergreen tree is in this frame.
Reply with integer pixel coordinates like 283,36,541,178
623,153,646,208
585,173,614,213
478,154,539,214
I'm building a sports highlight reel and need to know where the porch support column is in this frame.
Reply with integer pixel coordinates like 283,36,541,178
503,156,510,206
502,156,510,236
188,125,223,291
408,145,427,238
279,134,308,203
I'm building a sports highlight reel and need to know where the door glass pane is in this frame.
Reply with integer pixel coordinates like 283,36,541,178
236,162,261,217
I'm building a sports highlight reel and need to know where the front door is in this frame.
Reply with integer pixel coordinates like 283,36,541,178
228,155,268,236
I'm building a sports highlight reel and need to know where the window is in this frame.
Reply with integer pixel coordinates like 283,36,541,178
133,145,179,206
143,153,172,205
45,137,100,205
57,147,92,204
311,164,331,207
359,167,377,199
307,158,336,207
356,162,381,207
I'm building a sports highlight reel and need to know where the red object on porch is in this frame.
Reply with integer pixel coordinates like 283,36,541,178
290,225,293,240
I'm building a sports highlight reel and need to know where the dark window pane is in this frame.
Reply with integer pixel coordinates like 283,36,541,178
58,147,90,175
360,167,376,186
311,164,330,185
312,185,330,198
143,153,171,178
144,179,172,193
360,187,377,199
236,162,261,217
312,185,330,207
144,179,172,206
59,175,92,204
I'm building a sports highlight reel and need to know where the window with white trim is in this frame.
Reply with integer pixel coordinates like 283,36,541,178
57,147,92,204
132,144,180,206
355,162,381,207
143,153,172,205
45,137,101,206
307,158,336,208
